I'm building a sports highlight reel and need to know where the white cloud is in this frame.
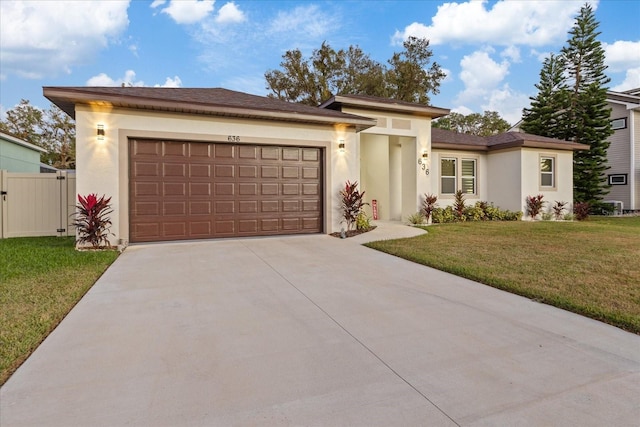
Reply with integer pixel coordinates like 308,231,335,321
215,2,245,24
154,76,183,88
604,40,640,73
441,68,454,83
450,105,474,115
150,0,166,8
501,46,521,63
393,0,587,47
86,70,182,88
456,50,510,104
0,0,130,79
481,85,530,126
159,0,214,25
268,5,337,38
611,68,640,92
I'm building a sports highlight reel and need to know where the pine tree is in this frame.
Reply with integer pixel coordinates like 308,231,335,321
521,54,569,139
522,3,612,206
562,3,612,205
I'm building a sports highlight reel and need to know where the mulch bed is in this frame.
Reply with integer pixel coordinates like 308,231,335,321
329,226,377,238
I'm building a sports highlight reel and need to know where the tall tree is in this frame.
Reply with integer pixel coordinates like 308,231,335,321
562,3,612,205
385,37,445,104
265,37,445,106
521,3,612,206
521,53,570,140
0,100,76,169
433,111,511,136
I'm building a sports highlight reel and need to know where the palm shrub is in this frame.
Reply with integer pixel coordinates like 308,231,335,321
525,194,545,219
552,201,567,220
339,181,368,231
72,193,114,248
421,193,438,223
453,190,466,221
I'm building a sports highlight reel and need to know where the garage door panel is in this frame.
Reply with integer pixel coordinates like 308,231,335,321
164,201,186,216
261,166,278,178
239,146,257,159
163,222,187,237
215,183,235,196
163,142,187,157
130,140,322,242
215,164,235,178
214,145,234,158
190,201,212,215
189,143,211,157
164,182,186,196
261,147,279,160
189,164,211,178
134,182,160,197
190,182,211,196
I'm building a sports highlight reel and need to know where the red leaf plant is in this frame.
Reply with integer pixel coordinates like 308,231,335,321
72,193,114,248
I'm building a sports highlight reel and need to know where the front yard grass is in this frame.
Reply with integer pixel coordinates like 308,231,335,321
366,217,640,334
0,237,118,385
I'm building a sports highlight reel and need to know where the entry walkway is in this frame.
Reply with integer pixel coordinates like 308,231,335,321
2,223,639,426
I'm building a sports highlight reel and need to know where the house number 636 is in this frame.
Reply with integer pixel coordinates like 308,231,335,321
228,135,240,142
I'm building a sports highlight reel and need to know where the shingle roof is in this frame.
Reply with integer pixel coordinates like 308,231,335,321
43,87,377,131
432,128,589,151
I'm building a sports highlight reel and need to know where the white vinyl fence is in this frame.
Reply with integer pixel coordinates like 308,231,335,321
0,170,76,238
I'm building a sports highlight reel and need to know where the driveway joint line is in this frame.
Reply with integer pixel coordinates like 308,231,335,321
244,244,461,427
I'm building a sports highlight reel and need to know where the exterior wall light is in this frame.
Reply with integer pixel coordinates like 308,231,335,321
97,124,105,140
338,140,345,153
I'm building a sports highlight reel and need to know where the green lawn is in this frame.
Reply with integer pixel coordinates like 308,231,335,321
366,217,640,334
0,237,119,385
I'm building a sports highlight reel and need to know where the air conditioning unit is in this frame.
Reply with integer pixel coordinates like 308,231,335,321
603,200,623,215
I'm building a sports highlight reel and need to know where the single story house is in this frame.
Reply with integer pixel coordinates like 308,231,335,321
0,131,47,173
44,87,587,245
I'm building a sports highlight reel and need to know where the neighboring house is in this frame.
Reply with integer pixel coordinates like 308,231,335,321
44,87,586,245
0,132,47,173
605,88,640,212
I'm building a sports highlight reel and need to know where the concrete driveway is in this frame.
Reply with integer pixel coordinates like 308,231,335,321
2,224,639,426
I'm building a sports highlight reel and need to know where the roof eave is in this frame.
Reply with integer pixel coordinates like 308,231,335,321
432,142,488,152
321,95,451,118
43,88,377,131
488,140,590,151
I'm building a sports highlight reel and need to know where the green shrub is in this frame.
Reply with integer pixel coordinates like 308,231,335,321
541,212,553,221
432,203,521,223
407,212,425,225
564,213,575,221
356,212,372,230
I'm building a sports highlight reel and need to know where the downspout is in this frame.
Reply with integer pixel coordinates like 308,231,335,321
630,108,636,210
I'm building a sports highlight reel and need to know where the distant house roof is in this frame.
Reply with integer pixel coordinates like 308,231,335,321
432,128,589,151
320,94,450,118
607,88,640,108
43,87,377,131
0,131,47,153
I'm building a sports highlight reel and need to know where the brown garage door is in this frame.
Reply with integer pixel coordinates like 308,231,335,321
129,139,323,242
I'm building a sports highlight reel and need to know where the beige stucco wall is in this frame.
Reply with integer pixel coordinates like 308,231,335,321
341,107,431,220
520,148,575,218
487,149,522,212
75,105,359,245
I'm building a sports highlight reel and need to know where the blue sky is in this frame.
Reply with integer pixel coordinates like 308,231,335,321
1,0,639,125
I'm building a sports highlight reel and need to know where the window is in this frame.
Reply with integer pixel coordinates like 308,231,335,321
461,159,476,194
440,156,477,195
540,156,555,188
441,158,456,194
610,118,627,130
608,174,627,185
